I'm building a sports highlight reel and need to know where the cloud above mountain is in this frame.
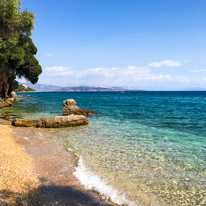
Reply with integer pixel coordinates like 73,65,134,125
149,60,181,68
39,60,192,89
43,65,172,82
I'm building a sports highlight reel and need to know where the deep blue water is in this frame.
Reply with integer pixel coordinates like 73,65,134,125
1,91,206,206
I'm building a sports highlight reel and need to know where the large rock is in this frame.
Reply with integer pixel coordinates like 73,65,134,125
12,119,38,127
0,99,12,109
12,115,89,128
7,97,15,103
63,99,95,116
11,91,17,98
36,115,89,128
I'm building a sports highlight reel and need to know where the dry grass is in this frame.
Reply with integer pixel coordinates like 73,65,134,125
0,125,40,205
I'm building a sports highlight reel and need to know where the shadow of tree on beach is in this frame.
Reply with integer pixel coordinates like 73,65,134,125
0,188,44,206
41,185,112,206
0,185,112,206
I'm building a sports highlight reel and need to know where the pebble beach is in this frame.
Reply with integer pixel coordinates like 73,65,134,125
0,118,112,206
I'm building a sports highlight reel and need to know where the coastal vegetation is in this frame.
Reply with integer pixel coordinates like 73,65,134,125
14,82,35,92
0,0,41,99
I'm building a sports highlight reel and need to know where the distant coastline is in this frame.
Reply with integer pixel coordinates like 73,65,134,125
18,82,206,92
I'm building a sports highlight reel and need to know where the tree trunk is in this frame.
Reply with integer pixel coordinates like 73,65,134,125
0,70,16,99
3,79,9,99
0,73,6,99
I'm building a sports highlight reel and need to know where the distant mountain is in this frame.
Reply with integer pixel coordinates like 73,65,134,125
19,83,206,92
19,83,62,92
54,86,129,92
18,83,142,92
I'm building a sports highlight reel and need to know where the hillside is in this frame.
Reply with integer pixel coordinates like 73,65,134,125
14,84,35,92
20,83,141,92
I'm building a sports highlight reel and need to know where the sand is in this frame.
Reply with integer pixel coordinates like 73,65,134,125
0,120,112,206
0,124,41,206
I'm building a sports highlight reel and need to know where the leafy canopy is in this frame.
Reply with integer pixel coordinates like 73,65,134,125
0,0,42,84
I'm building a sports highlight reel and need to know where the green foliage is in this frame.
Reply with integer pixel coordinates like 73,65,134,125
14,83,35,92
15,34,41,84
13,79,18,90
0,0,42,84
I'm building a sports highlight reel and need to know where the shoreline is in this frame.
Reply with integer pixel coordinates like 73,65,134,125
0,119,113,206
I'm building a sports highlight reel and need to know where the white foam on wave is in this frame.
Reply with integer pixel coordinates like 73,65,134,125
73,157,137,206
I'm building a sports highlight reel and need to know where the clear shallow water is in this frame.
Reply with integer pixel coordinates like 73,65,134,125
1,92,206,205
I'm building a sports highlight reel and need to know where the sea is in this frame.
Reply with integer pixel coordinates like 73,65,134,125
1,91,206,206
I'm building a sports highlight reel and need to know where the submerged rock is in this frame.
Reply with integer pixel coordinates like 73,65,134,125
63,99,95,116
17,94,33,98
3,115,11,121
1,113,21,121
12,115,89,128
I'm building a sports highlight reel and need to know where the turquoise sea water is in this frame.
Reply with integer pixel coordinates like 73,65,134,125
1,92,206,205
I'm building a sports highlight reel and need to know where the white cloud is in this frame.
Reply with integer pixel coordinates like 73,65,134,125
44,66,73,76
149,60,181,68
41,66,180,87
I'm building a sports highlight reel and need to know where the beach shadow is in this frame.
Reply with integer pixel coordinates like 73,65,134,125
41,185,112,206
0,188,44,206
0,185,112,206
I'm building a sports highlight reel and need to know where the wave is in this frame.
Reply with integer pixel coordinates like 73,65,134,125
73,157,137,206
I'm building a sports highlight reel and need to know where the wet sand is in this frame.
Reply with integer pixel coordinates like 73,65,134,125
0,119,113,206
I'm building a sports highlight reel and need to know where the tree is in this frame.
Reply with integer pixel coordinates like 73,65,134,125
0,0,42,99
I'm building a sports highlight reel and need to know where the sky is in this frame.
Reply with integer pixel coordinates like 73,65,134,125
20,0,206,90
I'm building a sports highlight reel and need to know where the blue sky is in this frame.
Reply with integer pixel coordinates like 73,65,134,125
21,0,206,90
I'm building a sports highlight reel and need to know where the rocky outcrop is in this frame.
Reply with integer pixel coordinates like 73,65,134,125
36,115,89,128
0,99,12,109
7,98,15,103
12,115,89,128
63,99,95,116
0,94,19,109
12,119,38,127
11,91,17,98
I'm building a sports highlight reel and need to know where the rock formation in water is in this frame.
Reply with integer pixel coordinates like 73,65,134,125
63,99,95,116
12,115,89,128
17,94,33,98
